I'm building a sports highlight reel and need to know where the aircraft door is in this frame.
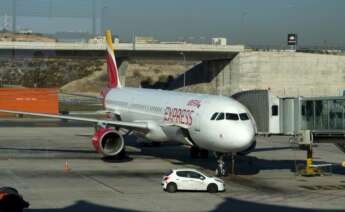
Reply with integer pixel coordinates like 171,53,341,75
192,104,205,133
193,112,201,132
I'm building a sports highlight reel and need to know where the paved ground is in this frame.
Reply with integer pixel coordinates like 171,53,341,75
0,118,345,212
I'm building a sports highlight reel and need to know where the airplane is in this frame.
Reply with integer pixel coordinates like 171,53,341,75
0,30,257,176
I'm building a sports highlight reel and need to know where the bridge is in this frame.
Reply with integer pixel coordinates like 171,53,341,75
0,41,245,60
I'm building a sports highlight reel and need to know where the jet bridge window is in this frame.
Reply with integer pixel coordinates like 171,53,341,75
239,113,249,120
216,113,225,120
210,113,219,120
272,105,279,116
226,113,239,120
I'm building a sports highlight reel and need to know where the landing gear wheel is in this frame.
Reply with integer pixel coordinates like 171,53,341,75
166,183,177,193
207,183,218,193
190,146,200,158
215,167,227,177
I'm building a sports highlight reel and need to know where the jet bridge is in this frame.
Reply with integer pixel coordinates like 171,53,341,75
233,91,345,176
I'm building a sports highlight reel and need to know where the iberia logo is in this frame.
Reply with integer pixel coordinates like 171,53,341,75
187,100,201,108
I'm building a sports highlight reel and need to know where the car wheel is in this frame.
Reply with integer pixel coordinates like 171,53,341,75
207,183,218,193
166,183,177,193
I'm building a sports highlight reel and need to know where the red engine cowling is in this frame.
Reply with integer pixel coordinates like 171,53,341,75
92,127,124,157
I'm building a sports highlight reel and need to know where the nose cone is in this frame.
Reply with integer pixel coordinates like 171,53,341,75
210,120,256,153
225,123,255,152
235,126,255,150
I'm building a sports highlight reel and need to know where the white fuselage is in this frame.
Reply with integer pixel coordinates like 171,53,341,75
104,87,256,153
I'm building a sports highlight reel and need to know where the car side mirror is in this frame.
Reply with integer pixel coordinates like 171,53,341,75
200,177,205,180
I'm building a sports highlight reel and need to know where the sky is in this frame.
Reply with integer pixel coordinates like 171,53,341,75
0,0,344,47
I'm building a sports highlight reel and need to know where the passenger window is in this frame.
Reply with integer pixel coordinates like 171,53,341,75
272,105,279,116
226,113,239,120
216,113,225,120
176,171,188,177
189,172,203,179
239,113,249,120
210,113,219,120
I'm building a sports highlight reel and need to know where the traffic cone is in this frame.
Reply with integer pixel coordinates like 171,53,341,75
64,160,71,173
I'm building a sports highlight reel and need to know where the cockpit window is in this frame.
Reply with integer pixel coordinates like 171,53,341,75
216,113,225,120
210,113,219,120
226,113,239,120
239,113,249,120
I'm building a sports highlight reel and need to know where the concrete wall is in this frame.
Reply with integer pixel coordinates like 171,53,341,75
213,52,345,97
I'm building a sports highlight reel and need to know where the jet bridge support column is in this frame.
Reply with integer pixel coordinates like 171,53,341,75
302,144,320,176
295,130,328,176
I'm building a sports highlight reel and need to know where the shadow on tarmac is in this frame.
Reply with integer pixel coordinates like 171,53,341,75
0,147,94,154
125,136,345,176
214,198,344,212
1,133,345,176
26,200,138,212
25,198,344,212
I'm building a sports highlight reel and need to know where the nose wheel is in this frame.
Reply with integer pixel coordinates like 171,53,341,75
214,153,237,176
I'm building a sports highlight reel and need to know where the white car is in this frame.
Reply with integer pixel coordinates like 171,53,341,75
161,168,225,193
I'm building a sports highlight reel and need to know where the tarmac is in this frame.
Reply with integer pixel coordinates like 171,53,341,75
0,118,345,212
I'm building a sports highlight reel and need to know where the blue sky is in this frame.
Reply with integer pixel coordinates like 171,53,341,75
0,0,344,47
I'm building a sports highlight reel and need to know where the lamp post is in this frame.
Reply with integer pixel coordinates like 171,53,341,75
12,0,16,32
101,6,108,33
180,52,186,88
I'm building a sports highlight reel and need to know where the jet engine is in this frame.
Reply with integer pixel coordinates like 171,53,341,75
92,127,124,157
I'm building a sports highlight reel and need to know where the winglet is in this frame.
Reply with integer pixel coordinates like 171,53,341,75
105,30,121,88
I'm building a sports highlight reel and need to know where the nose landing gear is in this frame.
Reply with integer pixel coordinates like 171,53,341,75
214,153,236,177
215,153,228,176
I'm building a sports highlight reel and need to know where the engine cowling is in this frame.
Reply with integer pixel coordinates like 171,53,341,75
92,127,124,157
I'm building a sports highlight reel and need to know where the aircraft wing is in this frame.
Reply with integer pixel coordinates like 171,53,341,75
0,109,148,130
164,122,191,129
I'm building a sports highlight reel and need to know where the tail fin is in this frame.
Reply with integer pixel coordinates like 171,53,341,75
105,30,121,88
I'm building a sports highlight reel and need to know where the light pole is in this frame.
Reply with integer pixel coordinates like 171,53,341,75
92,0,97,36
101,6,108,33
12,0,16,32
180,52,186,88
